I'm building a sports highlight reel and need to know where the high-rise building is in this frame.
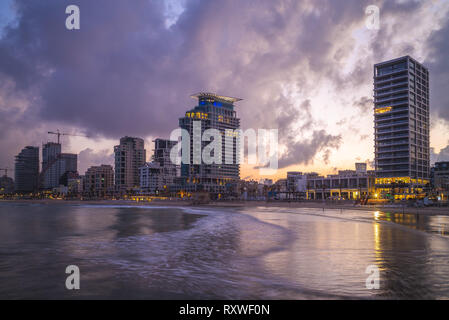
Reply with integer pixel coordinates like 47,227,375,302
41,142,78,189
42,142,61,189
114,136,146,192
179,93,241,198
14,146,39,193
59,154,77,176
374,56,430,199
153,138,179,180
83,165,114,196
154,139,177,167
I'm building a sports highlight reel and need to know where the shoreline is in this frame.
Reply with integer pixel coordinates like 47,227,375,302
1,199,449,216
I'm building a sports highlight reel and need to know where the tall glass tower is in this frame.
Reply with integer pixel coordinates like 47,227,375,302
374,56,430,199
179,93,241,198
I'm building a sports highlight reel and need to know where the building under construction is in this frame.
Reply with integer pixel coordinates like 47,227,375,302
40,130,81,190
41,142,77,189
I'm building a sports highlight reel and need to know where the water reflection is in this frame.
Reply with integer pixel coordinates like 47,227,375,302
240,207,449,299
0,203,448,299
374,210,449,238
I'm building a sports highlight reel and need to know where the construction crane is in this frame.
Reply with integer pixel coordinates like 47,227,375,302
39,130,89,189
47,129,89,144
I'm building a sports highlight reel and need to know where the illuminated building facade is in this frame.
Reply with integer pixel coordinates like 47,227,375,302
306,164,376,200
374,56,430,199
178,93,241,198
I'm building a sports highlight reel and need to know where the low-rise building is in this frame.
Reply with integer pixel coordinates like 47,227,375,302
238,179,267,200
306,164,376,200
0,175,14,194
139,139,179,195
67,172,83,195
140,162,163,194
259,179,273,186
83,165,114,197
432,162,449,201
287,172,307,192
272,179,288,199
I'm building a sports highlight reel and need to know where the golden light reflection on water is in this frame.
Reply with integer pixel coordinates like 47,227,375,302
2,204,449,299
249,211,379,297
374,211,380,221
241,207,449,298
373,222,384,272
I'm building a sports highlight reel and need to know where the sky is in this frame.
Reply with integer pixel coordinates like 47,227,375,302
0,0,448,180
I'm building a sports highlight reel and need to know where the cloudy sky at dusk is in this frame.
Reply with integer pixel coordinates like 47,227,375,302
0,0,448,180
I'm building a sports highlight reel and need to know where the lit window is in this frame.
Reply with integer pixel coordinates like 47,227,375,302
375,106,392,114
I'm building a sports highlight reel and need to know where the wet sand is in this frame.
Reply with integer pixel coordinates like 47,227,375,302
1,199,448,216
1,203,449,299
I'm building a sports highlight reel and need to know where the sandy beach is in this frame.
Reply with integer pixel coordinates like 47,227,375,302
1,199,449,216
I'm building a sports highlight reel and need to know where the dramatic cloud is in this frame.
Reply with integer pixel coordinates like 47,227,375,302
431,144,449,164
0,0,448,177
426,16,449,123
274,98,342,169
353,96,374,113
78,148,114,175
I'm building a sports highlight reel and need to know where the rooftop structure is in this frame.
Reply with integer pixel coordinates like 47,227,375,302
190,92,242,104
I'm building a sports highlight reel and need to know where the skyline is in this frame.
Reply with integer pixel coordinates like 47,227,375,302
2,1,449,303
1,0,449,180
